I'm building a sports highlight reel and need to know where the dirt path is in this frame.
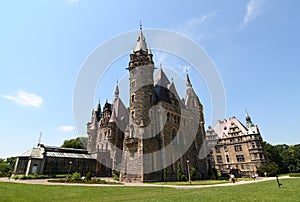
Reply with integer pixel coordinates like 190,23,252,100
0,176,290,189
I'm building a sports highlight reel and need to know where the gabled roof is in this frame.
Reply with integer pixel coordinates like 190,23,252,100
109,97,128,124
213,116,258,139
154,68,170,88
18,147,43,158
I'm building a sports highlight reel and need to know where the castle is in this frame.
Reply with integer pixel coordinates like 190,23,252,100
87,27,209,182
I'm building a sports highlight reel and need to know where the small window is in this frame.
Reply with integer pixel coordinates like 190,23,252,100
131,94,135,102
236,155,245,162
149,94,153,102
131,111,135,119
234,145,243,152
215,146,221,153
167,113,170,121
174,115,177,123
226,155,230,163
217,155,223,163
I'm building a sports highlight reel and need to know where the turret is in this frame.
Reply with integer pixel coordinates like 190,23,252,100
127,24,155,128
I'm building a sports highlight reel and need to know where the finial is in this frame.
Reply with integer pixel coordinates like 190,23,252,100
171,77,174,83
160,63,162,69
38,131,42,145
140,20,142,31
245,107,249,116
186,69,192,87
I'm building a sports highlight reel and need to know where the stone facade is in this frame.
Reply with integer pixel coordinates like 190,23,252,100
87,27,209,182
209,113,267,177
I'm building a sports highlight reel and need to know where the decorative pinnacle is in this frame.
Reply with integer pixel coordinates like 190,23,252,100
140,20,142,30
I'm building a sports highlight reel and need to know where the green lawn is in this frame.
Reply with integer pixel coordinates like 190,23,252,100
0,178,299,202
148,179,229,185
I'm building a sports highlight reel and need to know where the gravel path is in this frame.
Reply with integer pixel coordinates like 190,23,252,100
0,176,290,189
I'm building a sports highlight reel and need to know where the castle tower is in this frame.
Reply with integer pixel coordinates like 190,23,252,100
121,25,157,182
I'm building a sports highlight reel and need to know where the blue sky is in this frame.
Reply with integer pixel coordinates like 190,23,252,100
1,0,299,158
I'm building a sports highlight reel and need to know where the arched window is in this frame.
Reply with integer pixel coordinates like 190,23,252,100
149,94,153,102
174,115,177,123
166,113,170,121
131,111,135,119
131,94,135,102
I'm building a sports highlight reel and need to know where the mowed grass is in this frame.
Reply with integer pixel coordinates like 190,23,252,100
148,179,229,185
0,178,299,202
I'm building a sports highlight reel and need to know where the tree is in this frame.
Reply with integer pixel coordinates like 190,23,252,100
261,142,300,174
61,137,87,149
0,157,15,177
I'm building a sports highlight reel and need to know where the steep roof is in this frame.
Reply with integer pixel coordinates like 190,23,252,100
18,147,43,158
135,28,148,51
213,116,260,139
109,97,128,124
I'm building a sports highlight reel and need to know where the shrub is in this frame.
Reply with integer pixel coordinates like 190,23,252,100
70,172,81,182
181,174,187,182
54,174,68,178
190,167,196,181
113,174,119,181
289,173,300,177
177,161,182,181
257,162,279,177
85,172,92,181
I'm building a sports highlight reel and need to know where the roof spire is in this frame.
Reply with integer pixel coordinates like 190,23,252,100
245,108,253,127
186,68,192,87
135,21,147,51
114,80,119,99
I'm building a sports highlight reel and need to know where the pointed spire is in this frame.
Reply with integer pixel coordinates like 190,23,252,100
186,69,192,87
245,108,253,127
135,21,148,51
114,80,119,99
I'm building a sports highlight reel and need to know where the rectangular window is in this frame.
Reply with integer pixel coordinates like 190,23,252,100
224,146,228,152
234,145,243,152
215,146,221,153
226,155,230,163
217,155,223,163
236,155,245,162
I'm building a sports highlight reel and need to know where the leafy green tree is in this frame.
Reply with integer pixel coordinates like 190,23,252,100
261,142,300,174
257,162,279,177
61,137,87,149
0,157,15,177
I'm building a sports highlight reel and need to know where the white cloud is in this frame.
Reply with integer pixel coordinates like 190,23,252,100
241,0,266,29
67,0,79,6
178,11,218,40
57,125,75,132
3,90,43,108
